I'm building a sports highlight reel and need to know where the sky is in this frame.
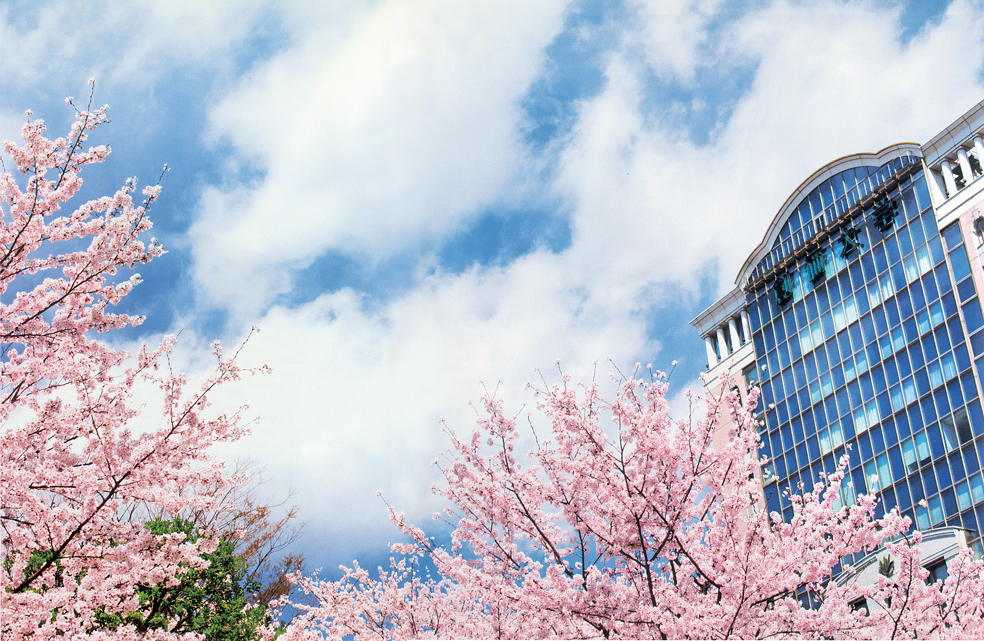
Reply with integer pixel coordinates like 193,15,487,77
2,0,983,579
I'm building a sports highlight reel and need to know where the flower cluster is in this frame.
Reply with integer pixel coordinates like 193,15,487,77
1,100,262,639
279,375,984,639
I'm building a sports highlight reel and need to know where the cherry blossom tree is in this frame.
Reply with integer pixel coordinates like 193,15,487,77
1,90,268,639
279,373,984,639
148,457,307,610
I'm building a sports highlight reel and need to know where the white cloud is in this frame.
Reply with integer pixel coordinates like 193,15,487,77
556,0,984,305
194,0,570,316
8,0,984,571
175,0,984,559
0,0,274,89
199,249,652,554
632,0,725,83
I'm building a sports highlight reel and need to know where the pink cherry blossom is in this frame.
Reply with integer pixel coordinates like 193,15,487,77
278,375,984,639
1,97,266,639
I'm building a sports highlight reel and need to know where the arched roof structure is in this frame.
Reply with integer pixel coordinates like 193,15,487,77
737,143,923,289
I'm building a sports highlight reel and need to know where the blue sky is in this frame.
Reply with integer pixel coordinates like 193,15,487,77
2,0,982,578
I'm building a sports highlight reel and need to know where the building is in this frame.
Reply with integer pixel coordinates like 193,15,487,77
691,99,984,591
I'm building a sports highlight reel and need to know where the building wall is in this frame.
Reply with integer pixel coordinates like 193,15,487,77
692,100,984,579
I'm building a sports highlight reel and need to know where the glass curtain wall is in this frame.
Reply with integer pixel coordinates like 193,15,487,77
746,162,984,565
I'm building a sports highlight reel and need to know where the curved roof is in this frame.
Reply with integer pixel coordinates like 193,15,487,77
736,143,922,288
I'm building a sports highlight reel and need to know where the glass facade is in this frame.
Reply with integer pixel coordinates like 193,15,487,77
744,156,984,559
749,153,922,284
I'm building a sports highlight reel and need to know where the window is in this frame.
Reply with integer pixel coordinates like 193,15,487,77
853,406,868,432
929,496,944,525
891,385,905,412
957,481,972,512
943,353,958,380
743,363,760,386
845,296,859,324
902,377,917,405
904,255,920,284
916,503,930,530
916,245,933,275
941,417,959,452
869,282,883,307
892,326,906,352
844,356,857,382
880,335,894,359
866,401,879,428
917,308,932,335
971,474,984,505
925,559,949,585
821,372,834,397
866,453,893,492
929,360,944,389
943,409,974,446
880,274,895,301
902,438,918,473
914,432,930,466
865,460,879,492
833,303,846,333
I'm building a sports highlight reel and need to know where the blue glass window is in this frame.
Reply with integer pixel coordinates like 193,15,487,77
963,300,984,334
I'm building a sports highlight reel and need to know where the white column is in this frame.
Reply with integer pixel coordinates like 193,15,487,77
941,160,958,197
716,327,729,360
957,148,973,186
974,136,984,178
925,168,947,207
728,318,741,351
705,337,718,368
741,311,751,344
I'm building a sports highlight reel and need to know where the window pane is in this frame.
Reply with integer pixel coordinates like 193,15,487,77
949,246,973,283
903,378,917,405
845,357,857,382
963,300,984,334
892,327,906,352
957,481,972,511
929,496,944,524
854,407,868,432
891,385,905,412
800,328,813,353
971,474,984,504
915,431,931,464
943,353,958,380
865,460,880,492
902,438,918,472
917,245,933,275
904,255,920,283
866,401,879,428
929,360,944,388
820,429,832,455
881,274,895,300
941,416,959,451
857,350,869,374
845,296,858,323
916,504,930,530
869,283,883,307
955,408,973,443
833,304,846,332
877,453,893,486
942,222,965,250
821,373,833,397
880,336,894,359
842,481,856,506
